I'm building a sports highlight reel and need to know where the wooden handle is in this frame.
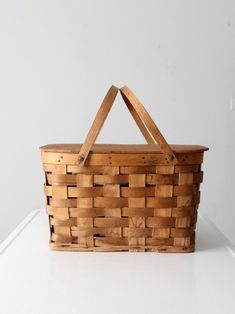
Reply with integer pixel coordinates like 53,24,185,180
121,93,155,144
120,86,178,165
77,85,119,165
77,85,178,165
77,85,155,165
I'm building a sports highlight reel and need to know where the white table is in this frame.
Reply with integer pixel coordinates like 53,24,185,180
0,210,235,314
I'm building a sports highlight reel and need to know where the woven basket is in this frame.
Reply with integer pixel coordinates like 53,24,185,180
40,85,208,252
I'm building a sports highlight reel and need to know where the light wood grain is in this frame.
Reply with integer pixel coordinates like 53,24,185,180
40,85,208,253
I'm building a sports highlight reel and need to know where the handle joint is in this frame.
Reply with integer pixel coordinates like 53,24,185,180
77,154,85,164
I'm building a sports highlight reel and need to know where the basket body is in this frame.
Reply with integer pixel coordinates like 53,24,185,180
41,144,207,253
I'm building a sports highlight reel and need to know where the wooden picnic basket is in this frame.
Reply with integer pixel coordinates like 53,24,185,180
40,85,208,253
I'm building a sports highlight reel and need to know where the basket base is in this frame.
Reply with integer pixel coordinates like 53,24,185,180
49,242,195,253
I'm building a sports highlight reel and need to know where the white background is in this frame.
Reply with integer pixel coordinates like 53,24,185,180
0,0,234,245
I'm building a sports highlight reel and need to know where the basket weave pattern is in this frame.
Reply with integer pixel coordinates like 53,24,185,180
43,159,203,252
41,85,208,252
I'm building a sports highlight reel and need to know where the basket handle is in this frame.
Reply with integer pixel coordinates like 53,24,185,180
77,85,178,165
77,85,155,165
120,86,178,164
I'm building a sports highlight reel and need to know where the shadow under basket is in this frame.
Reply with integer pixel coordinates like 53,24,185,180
40,85,208,253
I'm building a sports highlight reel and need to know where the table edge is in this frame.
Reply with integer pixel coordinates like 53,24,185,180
0,210,40,255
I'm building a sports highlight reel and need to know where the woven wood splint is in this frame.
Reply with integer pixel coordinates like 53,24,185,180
40,85,208,252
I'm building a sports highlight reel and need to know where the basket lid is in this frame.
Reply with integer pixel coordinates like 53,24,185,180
40,144,209,154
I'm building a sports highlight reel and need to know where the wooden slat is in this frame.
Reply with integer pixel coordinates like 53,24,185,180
47,174,76,185
93,197,128,208
174,165,199,173
120,166,156,174
67,165,119,175
173,185,198,196
70,208,121,218
128,174,146,251
94,237,128,246
146,238,173,246
49,242,195,253
76,174,94,247
50,172,201,186
93,174,128,184
42,152,203,166
123,228,152,238
41,143,208,154
48,196,199,211
50,217,77,227
51,233,77,243
174,172,194,246
50,199,77,207
152,228,170,239
93,218,129,228
121,187,155,197
76,227,122,237
146,174,175,185
43,163,67,174
146,197,177,208
122,208,154,217
170,228,194,238
171,207,195,217
68,187,103,197
146,217,175,228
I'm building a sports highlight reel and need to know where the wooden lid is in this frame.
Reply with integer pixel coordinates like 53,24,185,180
40,144,209,154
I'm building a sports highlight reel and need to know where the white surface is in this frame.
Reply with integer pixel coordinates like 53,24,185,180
0,0,235,246
0,210,235,314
